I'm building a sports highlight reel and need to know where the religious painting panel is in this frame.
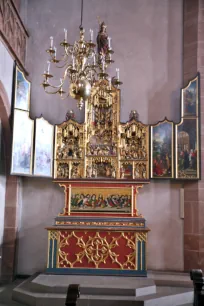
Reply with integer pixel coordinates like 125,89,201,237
181,76,199,117
11,109,34,175
150,120,174,179
14,66,31,111
34,117,54,177
175,118,200,179
70,187,132,213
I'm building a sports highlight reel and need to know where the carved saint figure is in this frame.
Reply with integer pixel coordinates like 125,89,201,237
86,166,92,178
92,166,98,178
134,164,140,179
120,166,125,179
97,21,108,56
112,167,116,178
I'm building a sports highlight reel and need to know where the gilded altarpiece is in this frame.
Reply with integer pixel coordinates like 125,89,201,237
47,80,150,276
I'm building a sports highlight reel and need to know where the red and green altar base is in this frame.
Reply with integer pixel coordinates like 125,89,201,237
46,181,150,276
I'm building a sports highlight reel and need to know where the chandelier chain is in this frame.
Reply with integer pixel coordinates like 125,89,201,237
79,0,84,29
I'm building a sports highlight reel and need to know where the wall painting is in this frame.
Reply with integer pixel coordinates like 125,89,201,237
11,109,34,175
150,120,174,179
175,118,199,179
181,76,198,117
34,117,54,177
14,66,31,111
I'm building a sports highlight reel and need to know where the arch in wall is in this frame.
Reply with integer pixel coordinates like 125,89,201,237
0,80,18,282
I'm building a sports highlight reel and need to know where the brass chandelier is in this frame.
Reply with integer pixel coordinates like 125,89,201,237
41,0,122,110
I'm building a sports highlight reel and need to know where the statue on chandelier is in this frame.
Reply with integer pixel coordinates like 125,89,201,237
97,21,109,56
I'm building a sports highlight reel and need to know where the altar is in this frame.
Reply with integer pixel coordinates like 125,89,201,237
46,75,150,276
10,17,201,279
46,181,149,276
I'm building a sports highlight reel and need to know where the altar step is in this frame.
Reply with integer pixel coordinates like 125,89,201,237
12,272,194,306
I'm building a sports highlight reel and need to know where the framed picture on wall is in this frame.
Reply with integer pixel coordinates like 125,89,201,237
150,119,174,179
175,118,200,179
14,66,31,111
33,117,54,177
11,109,34,175
181,75,199,117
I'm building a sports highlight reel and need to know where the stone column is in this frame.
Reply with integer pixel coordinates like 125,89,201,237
183,0,204,270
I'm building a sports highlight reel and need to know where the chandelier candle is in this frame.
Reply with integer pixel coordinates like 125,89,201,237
90,29,93,42
64,28,67,41
108,37,112,49
54,47,57,58
116,68,120,80
47,61,50,74
50,36,53,48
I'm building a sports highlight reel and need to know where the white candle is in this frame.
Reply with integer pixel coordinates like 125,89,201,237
50,36,53,48
108,36,111,49
116,68,119,80
90,29,93,42
72,55,76,69
108,77,111,88
64,28,67,41
102,57,105,71
47,61,50,74
54,46,57,57
93,54,96,65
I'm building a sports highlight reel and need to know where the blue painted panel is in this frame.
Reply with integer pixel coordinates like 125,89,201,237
48,239,53,268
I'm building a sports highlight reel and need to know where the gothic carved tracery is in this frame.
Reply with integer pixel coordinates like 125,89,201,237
0,0,28,66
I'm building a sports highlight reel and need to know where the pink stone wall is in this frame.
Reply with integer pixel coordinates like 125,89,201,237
17,0,184,274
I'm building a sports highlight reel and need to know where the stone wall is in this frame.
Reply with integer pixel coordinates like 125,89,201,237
0,40,13,279
16,0,184,274
0,39,19,282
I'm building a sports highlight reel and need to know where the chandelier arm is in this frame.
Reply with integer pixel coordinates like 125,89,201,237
44,88,62,94
56,62,70,69
63,66,71,79
52,54,69,64
60,92,70,100
45,80,63,89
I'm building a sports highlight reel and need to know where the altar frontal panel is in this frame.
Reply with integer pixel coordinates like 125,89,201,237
47,229,147,276
70,187,132,213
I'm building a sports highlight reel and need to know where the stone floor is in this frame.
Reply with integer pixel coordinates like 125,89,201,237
0,280,24,306
0,276,194,306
